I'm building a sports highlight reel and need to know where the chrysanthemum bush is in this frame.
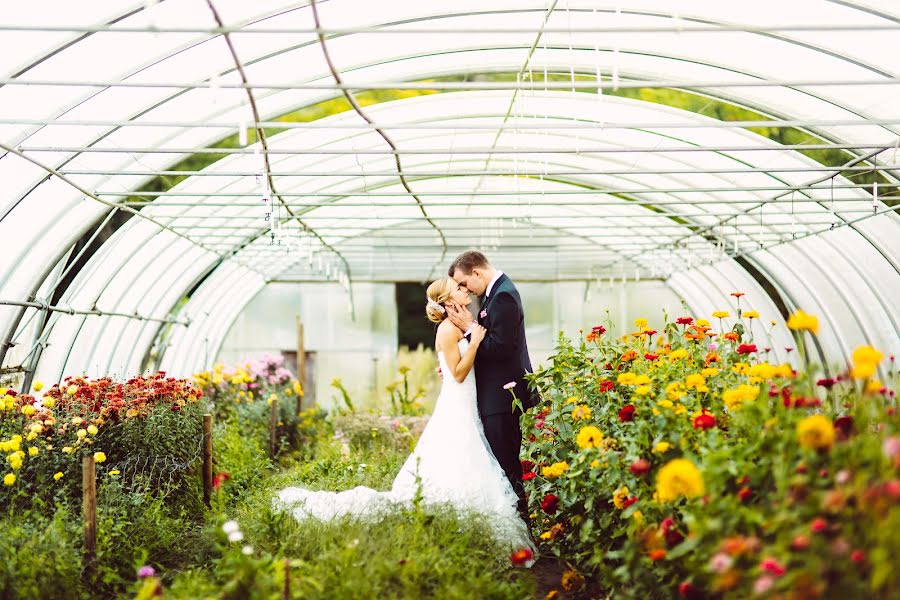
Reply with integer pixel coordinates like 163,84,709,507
522,300,899,599
0,372,207,504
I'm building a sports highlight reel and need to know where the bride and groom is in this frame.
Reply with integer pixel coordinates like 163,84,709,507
275,250,540,560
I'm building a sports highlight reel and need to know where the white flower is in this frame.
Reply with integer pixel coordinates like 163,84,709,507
242,545,254,556
222,520,240,534
227,531,244,543
348,538,360,548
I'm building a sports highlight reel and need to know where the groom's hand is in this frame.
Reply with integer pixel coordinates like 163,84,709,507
446,301,475,332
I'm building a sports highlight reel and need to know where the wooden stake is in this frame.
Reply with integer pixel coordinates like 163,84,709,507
269,397,279,459
202,413,213,506
82,455,96,563
283,558,291,599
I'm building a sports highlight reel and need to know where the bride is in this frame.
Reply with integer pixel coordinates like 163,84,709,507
274,277,536,562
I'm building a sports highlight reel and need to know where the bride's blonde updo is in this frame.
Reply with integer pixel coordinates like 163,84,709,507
425,278,453,323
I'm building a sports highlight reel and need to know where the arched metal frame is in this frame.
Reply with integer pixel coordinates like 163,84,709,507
1,0,898,383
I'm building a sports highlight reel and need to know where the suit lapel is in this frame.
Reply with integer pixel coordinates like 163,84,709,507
479,273,509,321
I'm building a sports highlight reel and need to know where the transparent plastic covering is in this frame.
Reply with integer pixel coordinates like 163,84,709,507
1,0,898,382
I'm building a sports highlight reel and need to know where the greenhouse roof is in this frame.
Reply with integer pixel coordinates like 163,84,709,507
0,0,898,381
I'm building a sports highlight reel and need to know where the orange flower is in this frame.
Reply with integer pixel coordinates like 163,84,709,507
722,332,739,342
731,292,745,298
704,352,720,366
621,350,638,362
648,549,667,561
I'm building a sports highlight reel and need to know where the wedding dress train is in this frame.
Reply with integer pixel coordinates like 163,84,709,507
274,339,535,558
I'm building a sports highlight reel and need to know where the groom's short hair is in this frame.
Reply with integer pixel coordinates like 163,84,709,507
449,250,490,276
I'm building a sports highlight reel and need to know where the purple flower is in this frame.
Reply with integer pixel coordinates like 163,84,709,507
137,565,155,578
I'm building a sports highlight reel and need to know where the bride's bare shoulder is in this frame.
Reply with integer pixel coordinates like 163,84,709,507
435,319,461,347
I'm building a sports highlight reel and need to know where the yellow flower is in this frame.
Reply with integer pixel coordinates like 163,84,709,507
576,426,604,449
617,372,637,385
722,384,760,410
865,379,884,394
109,470,121,476
66,385,78,396
612,486,630,509
632,510,644,523
656,459,705,502
21,405,35,416
62,446,74,454
731,362,750,375
743,310,760,319
77,429,87,440
696,319,710,327
656,399,674,409
29,424,42,434
590,459,601,469
93,452,107,464
701,367,719,377
28,447,38,457
541,461,569,479
634,374,651,386
685,374,706,390
26,432,37,442
852,345,884,366
797,415,835,451
774,364,794,378
540,531,553,540
3,474,14,486
571,405,592,421
635,318,648,329
565,396,579,405
786,310,819,335
635,385,652,396
851,363,876,380
42,397,55,408
669,348,688,361
86,424,98,436
712,311,730,319
53,472,64,481
654,441,672,453
673,403,688,416
748,363,776,379
666,381,685,401
72,417,83,426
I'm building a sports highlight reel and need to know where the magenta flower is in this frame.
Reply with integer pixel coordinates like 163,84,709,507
137,565,155,578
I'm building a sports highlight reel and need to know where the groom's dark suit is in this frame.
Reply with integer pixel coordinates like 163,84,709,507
469,273,538,515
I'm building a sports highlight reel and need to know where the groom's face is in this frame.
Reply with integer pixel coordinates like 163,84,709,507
452,268,486,296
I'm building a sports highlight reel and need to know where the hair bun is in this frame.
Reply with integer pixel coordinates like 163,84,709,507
426,299,446,315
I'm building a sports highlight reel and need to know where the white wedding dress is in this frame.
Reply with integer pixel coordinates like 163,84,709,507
274,339,536,559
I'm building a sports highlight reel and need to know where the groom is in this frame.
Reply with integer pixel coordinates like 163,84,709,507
446,250,538,517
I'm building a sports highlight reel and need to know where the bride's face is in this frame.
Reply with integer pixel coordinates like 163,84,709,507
449,280,472,307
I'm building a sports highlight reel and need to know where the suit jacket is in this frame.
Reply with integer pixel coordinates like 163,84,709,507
472,273,539,417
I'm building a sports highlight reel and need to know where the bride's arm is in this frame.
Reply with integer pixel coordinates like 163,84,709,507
438,322,485,383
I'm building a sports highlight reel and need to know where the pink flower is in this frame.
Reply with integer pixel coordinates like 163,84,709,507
883,436,900,461
810,518,828,534
137,565,155,578
709,552,733,573
760,557,786,577
753,575,775,595
503,382,516,390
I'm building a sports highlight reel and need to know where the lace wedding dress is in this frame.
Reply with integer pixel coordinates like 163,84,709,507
274,339,535,559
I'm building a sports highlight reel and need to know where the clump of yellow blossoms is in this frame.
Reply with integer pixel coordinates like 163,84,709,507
797,415,836,451
542,461,569,479
656,459,705,502
576,426,604,449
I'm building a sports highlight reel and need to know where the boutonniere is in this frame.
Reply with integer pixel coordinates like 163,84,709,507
480,309,487,318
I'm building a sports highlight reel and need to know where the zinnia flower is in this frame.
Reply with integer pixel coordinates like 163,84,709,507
213,472,231,490
93,452,106,464
693,411,716,430
630,458,651,475
541,462,569,478
137,565,155,578
712,311,730,319
540,494,560,514
612,486,630,509
53,472,64,481
656,459,705,502
599,380,614,392
653,441,671,453
743,310,760,319
736,343,757,354
510,548,534,566
786,310,819,335
576,426,604,449
618,404,636,422
570,405,591,421
3,474,14,486
676,317,694,326
797,415,836,451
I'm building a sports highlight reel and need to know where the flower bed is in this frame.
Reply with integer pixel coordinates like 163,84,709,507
522,302,898,598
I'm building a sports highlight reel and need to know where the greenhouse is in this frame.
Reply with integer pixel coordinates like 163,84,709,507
0,1,898,598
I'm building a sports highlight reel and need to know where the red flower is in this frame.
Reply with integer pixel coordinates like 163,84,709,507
850,550,866,564
660,517,684,547
760,557,786,577
692,412,716,430
510,548,534,566
591,325,606,335
643,329,658,337
737,487,752,503
791,535,810,551
736,343,757,355
833,415,854,440
522,472,536,481
622,497,638,509
618,404,636,422
599,380,614,393
630,459,651,475
644,353,659,361
648,549,667,561
676,317,694,326
810,518,828,534
521,459,535,472
679,581,699,599
817,378,836,389
540,494,560,514
212,472,231,491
